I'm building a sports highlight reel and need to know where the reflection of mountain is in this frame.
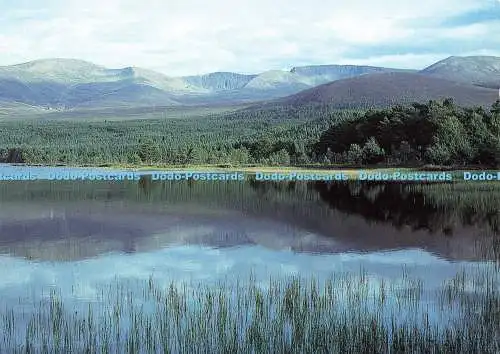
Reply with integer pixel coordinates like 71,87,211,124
0,177,497,262
0,206,344,261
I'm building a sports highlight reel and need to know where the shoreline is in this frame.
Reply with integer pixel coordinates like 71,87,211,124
1,164,499,183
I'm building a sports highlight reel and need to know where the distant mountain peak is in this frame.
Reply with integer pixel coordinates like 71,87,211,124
426,55,500,65
420,55,500,88
0,58,110,85
182,72,257,91
10,58,104,70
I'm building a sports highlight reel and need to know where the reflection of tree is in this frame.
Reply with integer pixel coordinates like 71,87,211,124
3,177,498,237
247,178,298,195
313,181,499,235
138,175,153,196
314,182,440,232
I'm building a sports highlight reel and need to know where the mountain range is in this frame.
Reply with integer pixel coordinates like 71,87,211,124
0,56,499,111
277,72,498,109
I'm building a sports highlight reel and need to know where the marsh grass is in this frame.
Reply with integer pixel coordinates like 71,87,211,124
0,269,498,353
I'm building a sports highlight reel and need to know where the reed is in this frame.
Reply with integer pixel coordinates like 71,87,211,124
0,269,498,353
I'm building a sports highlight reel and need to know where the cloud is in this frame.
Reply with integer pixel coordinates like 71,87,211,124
0,0,498,75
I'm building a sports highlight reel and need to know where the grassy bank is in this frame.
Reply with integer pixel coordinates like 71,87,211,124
0,270,498,353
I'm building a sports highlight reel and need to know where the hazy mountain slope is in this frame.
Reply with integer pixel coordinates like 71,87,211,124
1,59,414,108
0,59,198,92
244,70,310,89
1,56,499,110
119,67,203,93
0,77,182,108
0,59,190,108
183,72,257,91
290,65,416,86
277,72,498,108
420,56,500,89
178,65,416,98
0,78,67,106
0,78,43,104
68,84,180,108
174,70,315,104
0,59,112,84
0,100,47,117
238,65,413,94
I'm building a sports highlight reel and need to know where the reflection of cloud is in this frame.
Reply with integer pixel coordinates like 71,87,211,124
134,226,219,251
0,0,498,73
0,246,496,310
0,257,33,286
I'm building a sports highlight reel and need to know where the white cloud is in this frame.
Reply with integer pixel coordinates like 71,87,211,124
315,17,415,45
0,0,498,75
432,21,500,40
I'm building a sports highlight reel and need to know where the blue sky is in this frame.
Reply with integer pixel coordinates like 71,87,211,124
0,0,499,75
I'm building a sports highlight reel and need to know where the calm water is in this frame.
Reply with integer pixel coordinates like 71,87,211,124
0,166,498,342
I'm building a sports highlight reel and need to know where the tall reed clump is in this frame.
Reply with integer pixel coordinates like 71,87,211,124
0,269,498,353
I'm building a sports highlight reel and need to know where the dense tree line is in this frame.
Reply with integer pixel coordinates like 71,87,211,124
0,104,361,166
315,99,500,167
0,99,499,167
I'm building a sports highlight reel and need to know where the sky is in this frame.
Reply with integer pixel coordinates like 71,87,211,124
0,0,499,76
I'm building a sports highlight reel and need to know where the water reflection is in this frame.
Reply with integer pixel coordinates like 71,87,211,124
0,172,498,263
0,168,498,351
312,181,499,234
